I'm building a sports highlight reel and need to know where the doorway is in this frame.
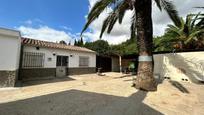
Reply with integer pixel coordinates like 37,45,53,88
96,56,112,72
56,56,69,77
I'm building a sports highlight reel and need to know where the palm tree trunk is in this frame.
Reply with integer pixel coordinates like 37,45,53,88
133,0,157,91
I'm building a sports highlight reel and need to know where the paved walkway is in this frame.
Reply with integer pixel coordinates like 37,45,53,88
0,72,204,115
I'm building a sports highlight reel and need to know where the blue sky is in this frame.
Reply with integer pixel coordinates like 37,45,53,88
0,0,89,34
0,0,203,44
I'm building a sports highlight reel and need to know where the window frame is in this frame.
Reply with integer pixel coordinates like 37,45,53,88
79,56,89,67
22,52,45,68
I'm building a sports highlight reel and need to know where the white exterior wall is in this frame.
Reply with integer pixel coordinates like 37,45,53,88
0,29,21,70
112,57,120,72
23,46,96,68
154,52,204,83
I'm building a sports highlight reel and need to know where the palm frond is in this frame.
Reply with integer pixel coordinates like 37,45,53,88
100,14,112,38
184,15,192,35
191,12,201,29
197,19,204,28
118,1,130,24
81,0,116,35
107,13,118,33
196,14,204,28
159,0,181,27
99,0,132,38
185,29,204,44
130,9,136,39
88,0,116,19
166,24,180,35
194,7,204,9
107,0,130,33
154,0,162,11
99,11,118,38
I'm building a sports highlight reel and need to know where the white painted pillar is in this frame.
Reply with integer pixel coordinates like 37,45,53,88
119,55,122,73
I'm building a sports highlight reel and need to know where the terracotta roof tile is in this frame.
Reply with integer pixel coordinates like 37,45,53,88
21,37,95,53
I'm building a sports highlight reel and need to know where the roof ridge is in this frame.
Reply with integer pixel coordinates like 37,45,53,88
21,37,95,53
22,37,65,45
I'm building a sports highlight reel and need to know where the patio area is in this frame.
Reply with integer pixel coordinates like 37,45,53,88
0,72,204,115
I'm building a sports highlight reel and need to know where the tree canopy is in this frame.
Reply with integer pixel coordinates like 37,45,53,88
80,11,203,54
84,40,111,55
111,37,138,55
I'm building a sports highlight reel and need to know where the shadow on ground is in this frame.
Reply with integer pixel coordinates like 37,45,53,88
22,77,76,87
169,81,190,93
0,89,163,115
113,74,133,79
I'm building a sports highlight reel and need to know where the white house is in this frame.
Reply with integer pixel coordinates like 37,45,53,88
0,28,96,87
20,38,96,81
0,28,21,87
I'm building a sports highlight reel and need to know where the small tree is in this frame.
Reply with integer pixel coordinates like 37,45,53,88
74,38,84,47
59,40,67,45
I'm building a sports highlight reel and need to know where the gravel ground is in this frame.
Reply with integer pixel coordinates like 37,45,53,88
0,72,204,115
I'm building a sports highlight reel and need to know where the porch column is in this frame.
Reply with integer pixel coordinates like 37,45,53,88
119,55,122,73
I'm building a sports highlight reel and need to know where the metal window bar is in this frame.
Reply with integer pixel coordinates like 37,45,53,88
22,52,45,68
79,56,89,67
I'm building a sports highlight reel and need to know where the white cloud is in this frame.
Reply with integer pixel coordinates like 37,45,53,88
17,26,75,44
84,0,204,44
60,26,72,31
24,20,33,25
21,19,44,26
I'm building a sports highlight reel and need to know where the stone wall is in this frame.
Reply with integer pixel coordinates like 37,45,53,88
20,68,56,81
20,67,96,81
0,70,17,87
68,67,96,75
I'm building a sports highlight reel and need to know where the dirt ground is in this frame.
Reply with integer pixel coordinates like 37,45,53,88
0,72,204,115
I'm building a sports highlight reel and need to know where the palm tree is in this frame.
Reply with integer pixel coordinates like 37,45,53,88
165,13,204,49
153,12,204,51
81,0,180,91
